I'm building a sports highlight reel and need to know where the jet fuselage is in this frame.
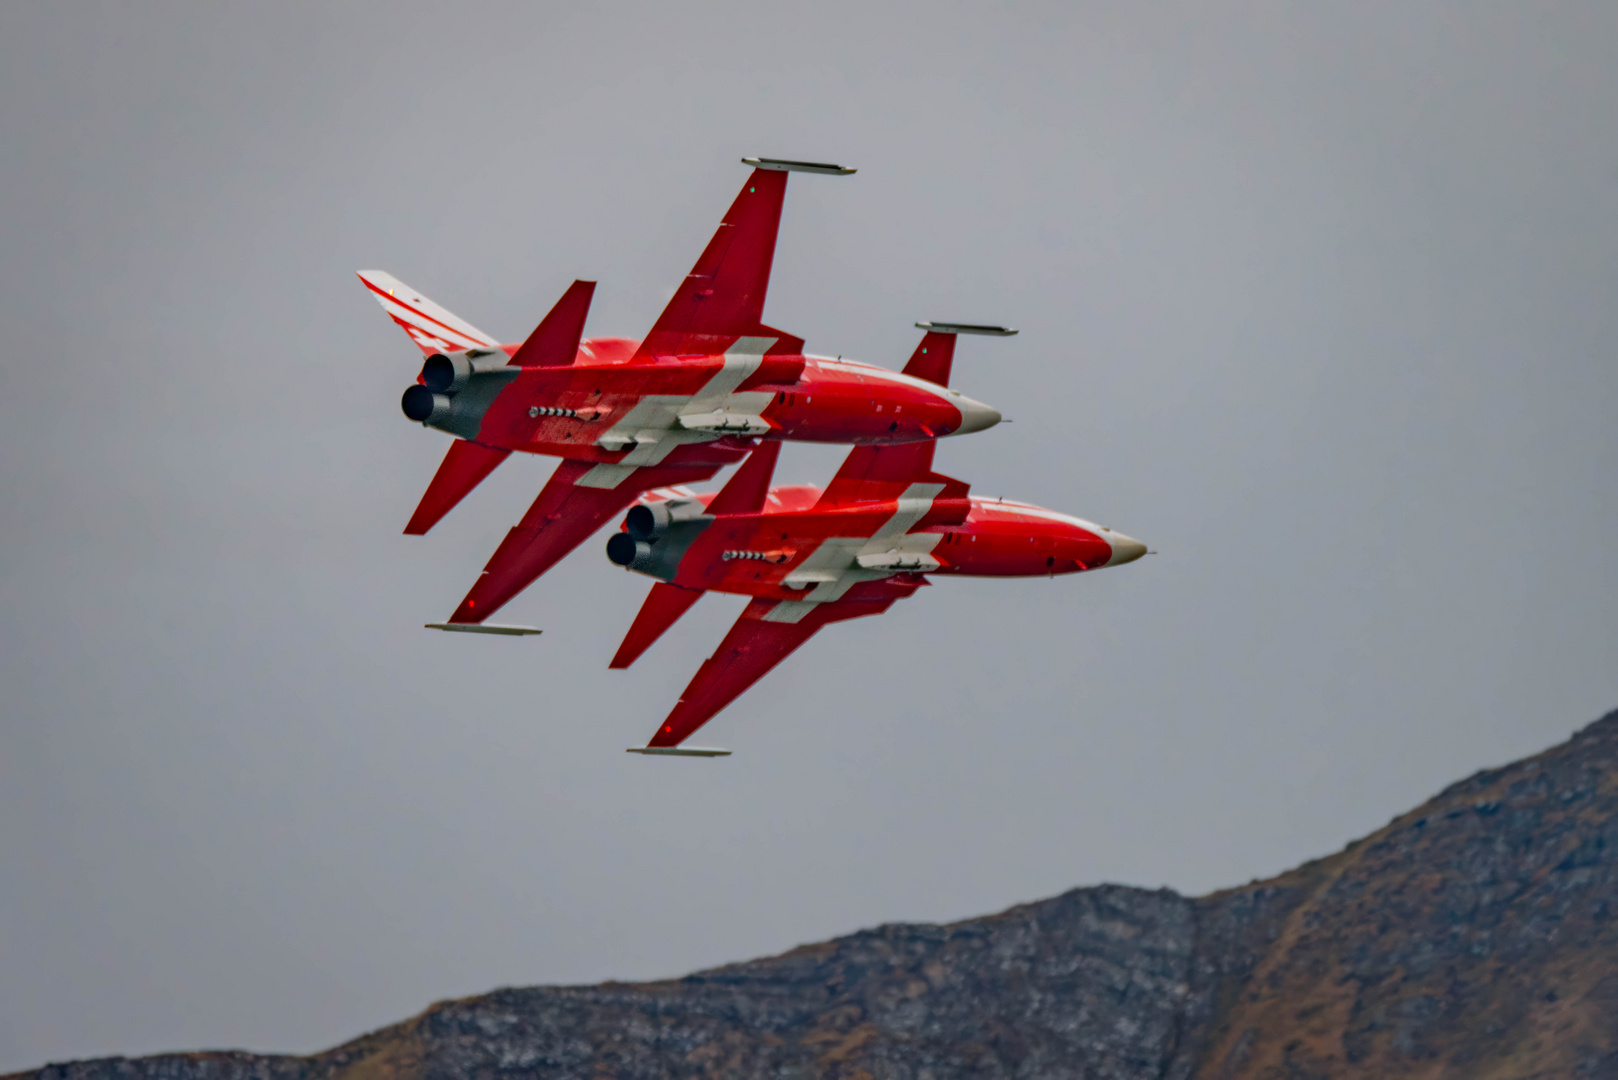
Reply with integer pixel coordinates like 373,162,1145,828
610,484,1146,606
405,337,1001,463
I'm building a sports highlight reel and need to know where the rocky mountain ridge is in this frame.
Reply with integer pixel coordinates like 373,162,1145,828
16,709,1618,1080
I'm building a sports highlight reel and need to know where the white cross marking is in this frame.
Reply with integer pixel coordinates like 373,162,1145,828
407,327,453,351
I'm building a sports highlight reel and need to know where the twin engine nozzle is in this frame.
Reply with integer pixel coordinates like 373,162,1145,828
400,349,507,423
606,497,716,577
625,503,672,542
401,384,452,423
606,532,651,568
606,503,671,568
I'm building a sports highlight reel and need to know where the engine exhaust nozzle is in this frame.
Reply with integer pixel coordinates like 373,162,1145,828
606,532,654,568
625,503,673,542
401,385,453,424
421,352,471,394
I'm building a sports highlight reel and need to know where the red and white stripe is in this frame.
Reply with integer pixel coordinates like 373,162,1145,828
357,270,500,355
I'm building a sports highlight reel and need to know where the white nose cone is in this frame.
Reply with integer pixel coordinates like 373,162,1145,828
952,395,1002,435
1104,530,1147,566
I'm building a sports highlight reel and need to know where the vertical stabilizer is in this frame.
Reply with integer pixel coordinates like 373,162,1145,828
358,271,500,355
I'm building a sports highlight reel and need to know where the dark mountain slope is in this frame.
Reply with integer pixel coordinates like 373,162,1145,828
1187,710,1618,1079
16,709,1618,1080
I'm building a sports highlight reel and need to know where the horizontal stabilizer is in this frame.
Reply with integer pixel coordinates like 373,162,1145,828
625,746,732,757
610,583,704,669
446,457,733,624
424,622,542,636
405,440,511,535
740,157,856,175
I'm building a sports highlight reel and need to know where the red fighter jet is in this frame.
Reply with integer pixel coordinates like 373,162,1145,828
360,158,1007,635
605,439,1148,756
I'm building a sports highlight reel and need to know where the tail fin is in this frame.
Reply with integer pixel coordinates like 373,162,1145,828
902,322,1018,387
405,440,511,535
610,583,705,668
358,270,499,355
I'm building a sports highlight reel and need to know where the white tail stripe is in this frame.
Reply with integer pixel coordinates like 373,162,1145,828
374,295,487,351
357,270,499,348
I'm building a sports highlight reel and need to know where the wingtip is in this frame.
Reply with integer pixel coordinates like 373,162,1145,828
741,157,856,176
424,622,543,637
915,322,1019,337
626,746,733,757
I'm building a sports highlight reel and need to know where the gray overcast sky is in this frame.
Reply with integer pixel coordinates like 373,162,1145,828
2,0,1615,1071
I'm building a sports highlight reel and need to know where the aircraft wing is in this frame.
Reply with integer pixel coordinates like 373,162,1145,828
901,322,1018,388
636,161,851,359
643,582,917,749
443,457,729,625
815,440,971,509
